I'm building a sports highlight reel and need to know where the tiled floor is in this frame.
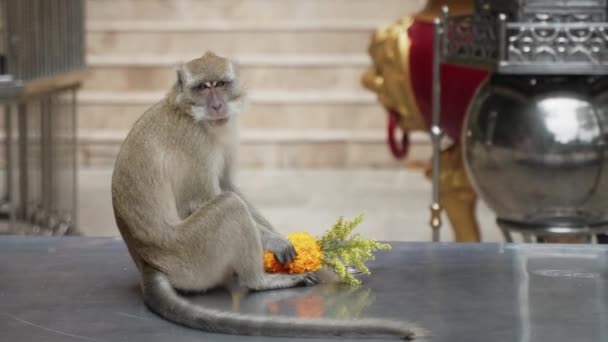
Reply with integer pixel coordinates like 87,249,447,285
78,168,505,242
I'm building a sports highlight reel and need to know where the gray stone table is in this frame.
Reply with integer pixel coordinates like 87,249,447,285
0,237,607,342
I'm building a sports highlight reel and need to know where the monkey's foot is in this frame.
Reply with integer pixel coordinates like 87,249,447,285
250,273,320,291
298,273,321,287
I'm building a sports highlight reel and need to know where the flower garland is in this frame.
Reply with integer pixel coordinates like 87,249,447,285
263,214,391,286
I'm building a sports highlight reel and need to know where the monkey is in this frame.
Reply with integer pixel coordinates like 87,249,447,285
111,51,418,340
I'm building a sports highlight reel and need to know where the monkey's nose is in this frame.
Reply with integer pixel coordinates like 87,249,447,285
212,104,223,111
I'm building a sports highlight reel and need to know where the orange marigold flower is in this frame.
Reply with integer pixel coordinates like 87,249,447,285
263,232,323,274
264,251,288,273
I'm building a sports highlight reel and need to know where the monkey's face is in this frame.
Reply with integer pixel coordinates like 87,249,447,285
177,52,245,124
186,79,240,122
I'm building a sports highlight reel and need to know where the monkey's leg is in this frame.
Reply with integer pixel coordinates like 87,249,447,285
223,185,296,264
221,198,319,291
178,192,319,292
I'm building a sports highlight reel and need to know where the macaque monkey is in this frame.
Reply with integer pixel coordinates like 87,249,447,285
111,52,417,340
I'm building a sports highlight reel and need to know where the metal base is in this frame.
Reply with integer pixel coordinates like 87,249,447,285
497,218,608,243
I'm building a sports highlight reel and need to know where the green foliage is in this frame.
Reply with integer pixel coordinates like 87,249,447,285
319,213,391,286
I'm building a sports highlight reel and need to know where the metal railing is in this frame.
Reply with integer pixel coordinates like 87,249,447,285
0,0,86,235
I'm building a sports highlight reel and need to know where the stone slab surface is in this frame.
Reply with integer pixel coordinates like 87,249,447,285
1,237,606,342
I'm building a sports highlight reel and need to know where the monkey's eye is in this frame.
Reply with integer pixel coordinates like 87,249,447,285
216,81,225,87
196,83,208,90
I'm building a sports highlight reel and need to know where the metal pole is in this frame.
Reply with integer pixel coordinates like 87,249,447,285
4,105,16,230
41,95,54,233
497,13,507,67
430,15,444,242
70,87,78,234
17,103,28,221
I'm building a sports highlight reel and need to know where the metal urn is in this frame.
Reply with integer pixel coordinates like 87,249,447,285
432,0,608,241
465,75,608,237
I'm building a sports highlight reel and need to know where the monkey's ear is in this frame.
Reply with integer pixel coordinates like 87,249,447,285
176,64,193,92
176,68,184,92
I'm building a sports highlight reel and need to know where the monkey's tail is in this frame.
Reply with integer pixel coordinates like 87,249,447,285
142,269,420,340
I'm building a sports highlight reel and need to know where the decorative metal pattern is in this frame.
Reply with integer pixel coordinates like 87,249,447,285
507,22,608,65
443,14,498,67
522,12,606,23
476,0,607,22
442,14,608,74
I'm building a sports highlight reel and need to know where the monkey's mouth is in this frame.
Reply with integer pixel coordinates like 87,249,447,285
206,110,230,121
208,117,229,125
207,113,229,120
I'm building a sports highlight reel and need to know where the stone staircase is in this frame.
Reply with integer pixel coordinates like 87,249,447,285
79,0,429,168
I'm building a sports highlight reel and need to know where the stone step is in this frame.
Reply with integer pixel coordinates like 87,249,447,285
88,28,376,56
86,0,425,22
83,54,370,92
87,20,388,32
78,103,388,132
77,90,386,131
77,129,431,169
79,0,430,169
79,90,377,105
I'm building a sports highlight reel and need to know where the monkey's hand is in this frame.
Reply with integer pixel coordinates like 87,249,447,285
263,232,297,264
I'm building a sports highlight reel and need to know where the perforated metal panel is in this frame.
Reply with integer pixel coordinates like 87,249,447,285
476,0,608,21
1,0,85,81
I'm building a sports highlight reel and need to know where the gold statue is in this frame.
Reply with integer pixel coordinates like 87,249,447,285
362,0,481,242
